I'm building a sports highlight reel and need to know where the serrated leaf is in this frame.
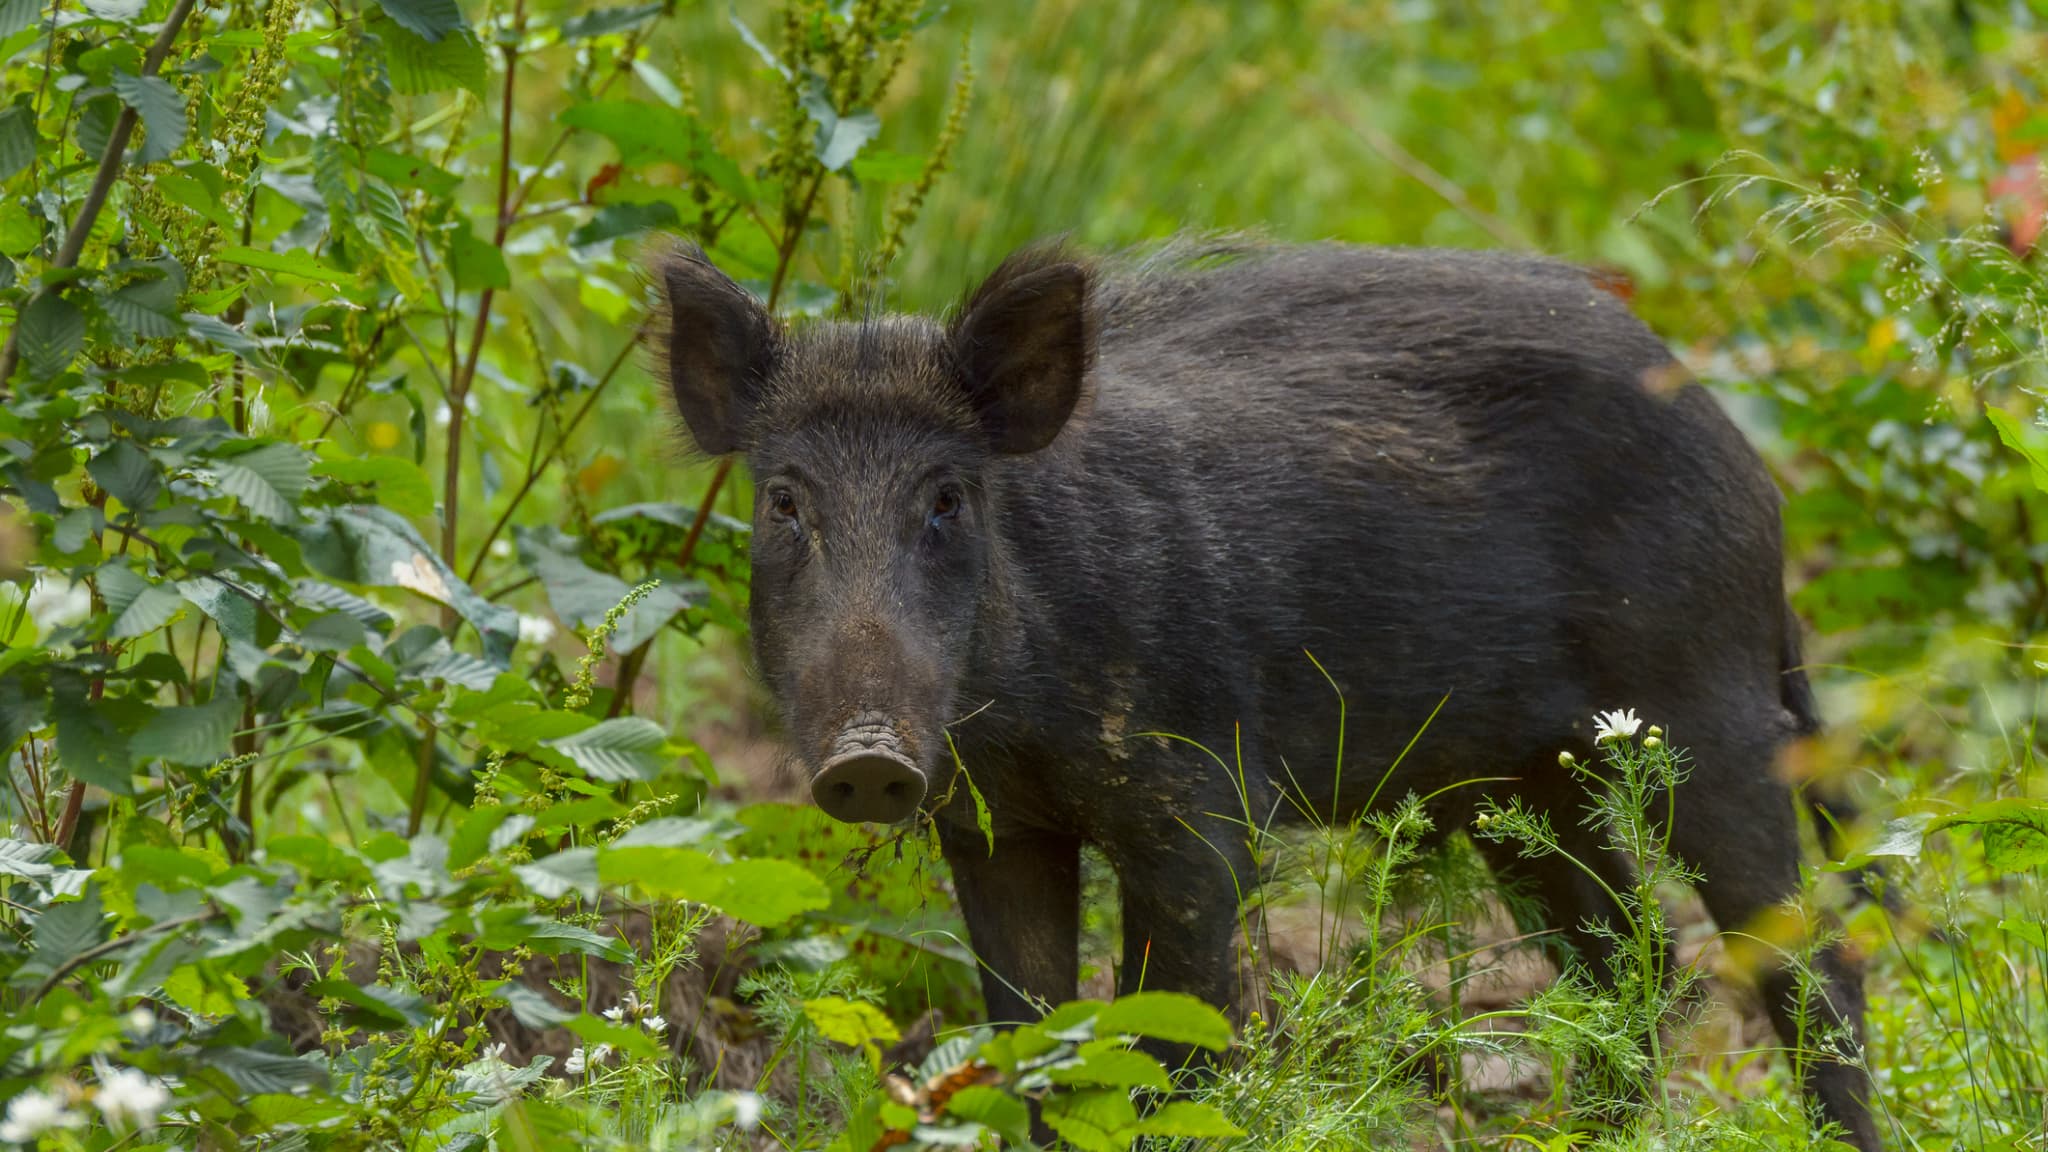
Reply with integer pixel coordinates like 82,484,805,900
211,442,312,524
496,982,576,1028
305,980,428,1030
520,919,633,963
376,16,486,96
209,1047,329,1095
112,71,186,163
87,439,162,512
112,585,183,638
30,885,105,969
0,679,47,759
445,218,508,290
514,846,598,901
52,669,130,792
543,717,669,782
1048,1046,1171,1090
293,580,393,631
0,838,62,883
559,1,660,39
943,1086,1028,1143
17,291,84,380
315,456,433,519
1093,991,1233,1051
0,105,36,182
300,506,517,665
518,529,694,650
179,576,261,647
1042,1088,1137,1152
131,690,239,766
104,269,185,339
1932,799,2048,874
370,0,466,41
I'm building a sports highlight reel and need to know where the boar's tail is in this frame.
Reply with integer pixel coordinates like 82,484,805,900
1779,598,1823,739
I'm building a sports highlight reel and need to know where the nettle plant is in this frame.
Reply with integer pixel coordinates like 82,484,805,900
0,0,1060,1145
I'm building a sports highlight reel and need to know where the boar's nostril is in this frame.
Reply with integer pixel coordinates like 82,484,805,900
811,747,925,825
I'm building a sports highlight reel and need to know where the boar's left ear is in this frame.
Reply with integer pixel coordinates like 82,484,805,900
948,250,1093,454
652,245,775,455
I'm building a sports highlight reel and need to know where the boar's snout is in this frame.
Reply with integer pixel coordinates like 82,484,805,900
812,722,926,824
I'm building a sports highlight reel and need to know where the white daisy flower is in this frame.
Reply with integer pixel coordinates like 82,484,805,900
0,1088,83,1142
93,1065,171,1132
601,1004,626,1023
563,1047,588,1075
644,1014,668,1036
1593,708,1642,743
732,1091,763,1131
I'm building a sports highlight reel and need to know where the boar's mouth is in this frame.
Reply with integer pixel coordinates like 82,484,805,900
811,719,926,824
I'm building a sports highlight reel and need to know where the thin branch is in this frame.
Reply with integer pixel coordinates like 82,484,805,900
32,909,220,1001
1318,91,1527,251
0,0,201,388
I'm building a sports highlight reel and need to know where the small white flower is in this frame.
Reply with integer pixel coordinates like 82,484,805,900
732,1091,763,1131
93,1065,171,1132
602,1004,626,1023
0,1088,83,1141
517,613,556,646
124,1007,156,1035
1592,708,1641,743
589,1043,613,1065
434,403,452,426
644,1014,668,1036
563,1047,588,1075
490,539,513,558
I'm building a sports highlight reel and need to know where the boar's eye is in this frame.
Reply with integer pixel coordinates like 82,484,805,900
929,486,962,526
768,488,799,522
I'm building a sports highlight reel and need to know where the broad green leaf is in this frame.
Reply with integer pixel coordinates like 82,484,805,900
1932,799,2048,874
103,264,185,339
1093,991,1233,1051
942,1086,1029,1144
315,456,434,519
0,104,35,181
1048,1044,1171,1090
0,198,38,256
1132,1101,1245,1138
519,528,695,650
52,669,131,791
495,982,576,1028
799,84,879,171
543,717,669,782
0,678,47,759
446,219,509,289
87,440,161,512
209,1048,329,1095
131,690,240,766
111,71,186,163
513,846,599,901
305,980,428,1030
369,0,466,41
0,0,39,40
802,996,900,1051
377,16,486,96
596,847,827,926
211,442,313,524
1987,406,2048,494
216,246,356,288
293,580,394,631
0,838,63,883
519,918,634,963
179,576,261,647
30,884,105,969
17,291,84,380
567,199,679,249
560,1,661,38
1042,1088,1137,1152
299,505,518,665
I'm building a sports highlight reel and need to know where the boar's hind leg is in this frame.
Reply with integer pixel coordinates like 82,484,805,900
938,822,1082,1027
1670,735,1882,1152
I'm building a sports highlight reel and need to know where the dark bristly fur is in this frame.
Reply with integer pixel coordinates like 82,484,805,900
650,238,1881,1150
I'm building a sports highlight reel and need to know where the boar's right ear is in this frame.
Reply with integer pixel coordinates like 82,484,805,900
948,249,1093,455
653,246,775,455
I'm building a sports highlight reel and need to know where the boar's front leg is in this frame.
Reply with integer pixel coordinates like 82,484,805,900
1107,816,1254,1016
938,820,1081,1025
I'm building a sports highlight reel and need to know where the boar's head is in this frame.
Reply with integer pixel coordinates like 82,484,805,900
653,244,1091,824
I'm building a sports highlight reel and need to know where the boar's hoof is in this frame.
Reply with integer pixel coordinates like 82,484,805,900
812,747,925,824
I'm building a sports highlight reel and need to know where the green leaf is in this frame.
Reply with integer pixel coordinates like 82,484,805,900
305,980,428,1029
131,690,239,767
178,576,261,647
0,104,35,182
495,982,576,1028
513,846,599,901
0,838,63,883
104,266,185,339
1132,1101,1245,1138
560,1,661,39
1932,799,2048,874
1093,991,1233,1051
802,996,901,1051
519,918,634,963
299,506,518,664
596,847,828,926
87,439,162,512
293,580,394,631
30,884,105,969
567,199,678,249
212,441,314,524
1042,1088,1137,1152
1987,406,2048,494
1048,1044,1171,1090
519,528,694,650
16,291,84,380
543,717,670,782
111,71,186,163
446,219,509,290
369,0,467,41
0,678,48,759
0,199,38,256
799,84,879,172
942,1086,1029,1145
0,0,39,40
315,457,434,519
209,1047,329,1095
377,16,486,96
52,669,131,792
216,245,357,288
